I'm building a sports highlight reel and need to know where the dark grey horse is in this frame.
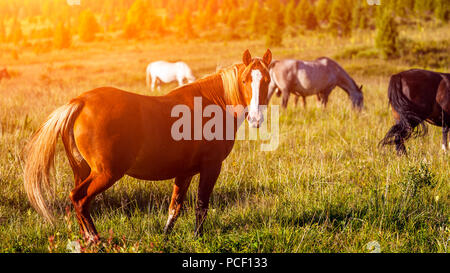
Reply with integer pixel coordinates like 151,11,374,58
267,57,363,110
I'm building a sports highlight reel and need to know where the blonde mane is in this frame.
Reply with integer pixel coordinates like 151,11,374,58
219,65,245,106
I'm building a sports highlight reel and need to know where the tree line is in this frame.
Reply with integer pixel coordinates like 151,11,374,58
0,0,448,50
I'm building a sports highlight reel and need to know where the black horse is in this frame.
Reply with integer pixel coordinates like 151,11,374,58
380,69,450,155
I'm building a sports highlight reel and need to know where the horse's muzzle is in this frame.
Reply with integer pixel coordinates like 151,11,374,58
247,112,264,128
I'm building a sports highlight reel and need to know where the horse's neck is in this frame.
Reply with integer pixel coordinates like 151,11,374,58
184,74,247,134
336,68,357,94
196,75,229,108
167,74,243,115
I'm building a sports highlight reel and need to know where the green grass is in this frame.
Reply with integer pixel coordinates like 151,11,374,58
0,23,449,253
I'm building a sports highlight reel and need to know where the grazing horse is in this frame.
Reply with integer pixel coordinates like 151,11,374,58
146,61,196,92
23,49,272,240
0,68,10,81
267,57,363,109
380,69,450,155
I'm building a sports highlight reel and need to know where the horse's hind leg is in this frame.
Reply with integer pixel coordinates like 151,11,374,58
69,172,119,241
320,87,333,108
177,77,184,86
394,133,407,156
62,134,91,187
301,96,307,108
164,175,193,234
195,163,221,237
61,132,92,233
294,95,307,108
293,95,299,107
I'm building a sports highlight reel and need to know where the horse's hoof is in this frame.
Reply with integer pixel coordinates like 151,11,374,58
84,233,100,245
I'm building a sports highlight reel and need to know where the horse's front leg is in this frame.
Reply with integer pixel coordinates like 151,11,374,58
267,81,279,103
281,90,290,109
194,163,222,237
164,175,193,234
442,125,449,152
293,95,299,107
177,77,184,87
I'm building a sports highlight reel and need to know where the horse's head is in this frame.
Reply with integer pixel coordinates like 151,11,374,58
238,49,272,128
187,75,196,84
352,84,364,110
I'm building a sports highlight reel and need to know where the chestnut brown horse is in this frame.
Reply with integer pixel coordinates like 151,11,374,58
380,69,450,155
23,49,272,240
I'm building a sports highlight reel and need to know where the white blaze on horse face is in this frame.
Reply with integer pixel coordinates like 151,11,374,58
248,69,264,128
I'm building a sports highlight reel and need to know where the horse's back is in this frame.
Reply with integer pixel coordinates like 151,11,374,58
147,61,179,82
269,59,295,91
395,69,443,99
296,59,337,91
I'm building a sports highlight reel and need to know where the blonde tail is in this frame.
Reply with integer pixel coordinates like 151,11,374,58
23,101,83,223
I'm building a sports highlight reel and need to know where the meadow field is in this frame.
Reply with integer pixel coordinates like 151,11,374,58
0,13,449,252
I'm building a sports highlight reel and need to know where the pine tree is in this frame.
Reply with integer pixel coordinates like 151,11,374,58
329,0,352,36
198,0,216,31
351,0,369,30
414,0,434,16
248,0,266,37
375,9,398,59
0,19,5,42
177,8,195,39
123,0,150,38
265,0,284,47
226,9,239,29
9,18,23,44
284,0,297,27
435,0,450,22
296,0,317,30
78,9,100,42
400,0,415,11
315,0,331,24
53,21,71,49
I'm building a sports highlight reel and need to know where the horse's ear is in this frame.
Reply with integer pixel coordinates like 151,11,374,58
243,49,252,66
359,85,363,90
262,49,272,66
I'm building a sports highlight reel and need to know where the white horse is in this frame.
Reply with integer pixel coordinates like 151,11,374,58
146,61,195,91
